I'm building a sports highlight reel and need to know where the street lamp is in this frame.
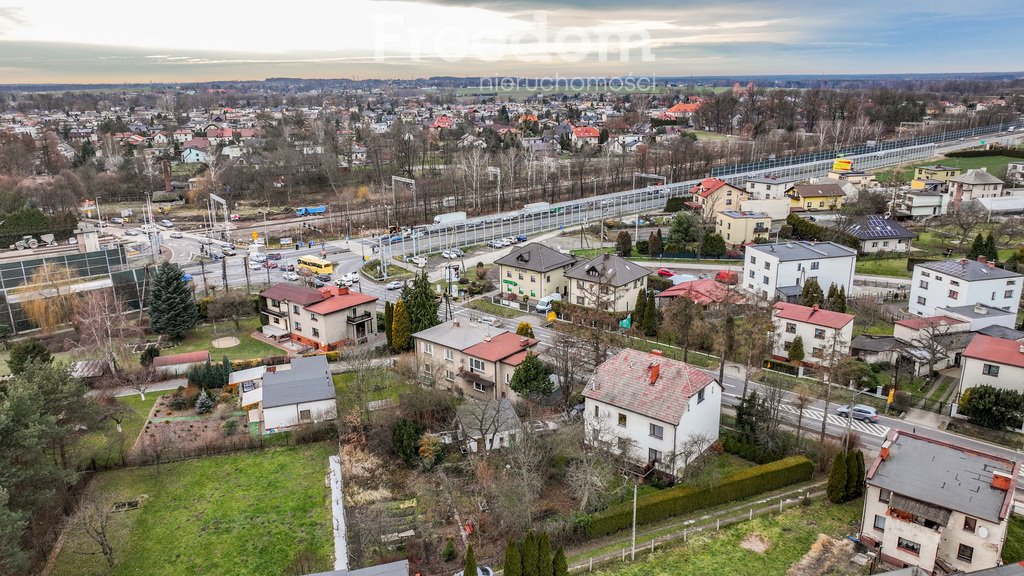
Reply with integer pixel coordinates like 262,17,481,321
487,167,502,237
843,388,870,453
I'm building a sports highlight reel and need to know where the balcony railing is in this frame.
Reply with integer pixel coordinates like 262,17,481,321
261,306,286,318
346,311,372,325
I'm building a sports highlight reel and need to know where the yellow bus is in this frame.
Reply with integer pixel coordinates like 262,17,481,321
296,255,334,275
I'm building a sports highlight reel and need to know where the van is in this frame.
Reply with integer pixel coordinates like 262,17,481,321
535,293,562,313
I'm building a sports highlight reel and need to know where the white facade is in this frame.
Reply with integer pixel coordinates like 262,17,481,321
909,264,1022,320
773,314,854,365
263,399,338,432
745,178,796,201
858,237,911,254
959,355,1024,396
583,382,720,475
742,242,856,301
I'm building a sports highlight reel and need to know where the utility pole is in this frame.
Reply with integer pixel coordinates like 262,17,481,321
630,482,638,560
488,167,502,237
243,257,252,294
221,255,228,290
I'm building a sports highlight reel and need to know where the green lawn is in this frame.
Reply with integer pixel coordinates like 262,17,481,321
50,443,336,576
592,499,862,576
73,394,160,469
164,316,283,361
1004,515,1024,564
893,154,1022,182
334,369,416,414
622,336,719,369
465,298,526,319
855,258,912,278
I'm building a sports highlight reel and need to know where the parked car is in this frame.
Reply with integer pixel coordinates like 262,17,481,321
656,267,675,278
454,567,494,576
168,231,183,239
309,277,325,288
263,261,279,269
282,271,300,281
487,239,504,248
835,404,879,423
339,272,359,284
386,280,405,290
715,270,739,285
124,229,140,236
410,255,427,267
109,217,124,225
249,260,262,270
284,264,295,271
160,219,174,227
515,234,528,242
500,237,514,246
267,252,282,261
316,273,332,283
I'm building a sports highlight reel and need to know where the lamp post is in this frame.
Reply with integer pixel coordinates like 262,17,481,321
487,167,502,238
843,387,870,453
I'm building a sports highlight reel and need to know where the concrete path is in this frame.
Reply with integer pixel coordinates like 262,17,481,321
86,377,187,398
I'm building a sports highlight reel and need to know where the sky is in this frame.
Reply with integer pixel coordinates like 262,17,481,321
0,0,1021,83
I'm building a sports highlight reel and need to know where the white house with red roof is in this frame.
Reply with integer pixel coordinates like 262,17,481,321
689,177,748,215
667,101,702,119
654,278,747,308
583,348,721,477
772,302,855,364
571,126,601,147
260,284,378,351
958,335,1024,397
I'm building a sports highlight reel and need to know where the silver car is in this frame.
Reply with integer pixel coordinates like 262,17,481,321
836,404,879,423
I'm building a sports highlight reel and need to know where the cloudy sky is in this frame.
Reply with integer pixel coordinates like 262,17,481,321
0,0,1021,83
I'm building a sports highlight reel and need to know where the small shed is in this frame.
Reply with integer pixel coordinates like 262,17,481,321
152,350,211,376
456,399,522,453
70,360,109,385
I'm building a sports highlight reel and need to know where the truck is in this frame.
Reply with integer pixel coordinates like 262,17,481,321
295,205,327,216
522,202,551,215
433,211,467,225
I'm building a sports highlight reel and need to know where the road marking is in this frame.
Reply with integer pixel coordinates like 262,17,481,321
779,405,890,438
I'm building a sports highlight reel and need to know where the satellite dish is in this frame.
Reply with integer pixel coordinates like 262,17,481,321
978,526,989,539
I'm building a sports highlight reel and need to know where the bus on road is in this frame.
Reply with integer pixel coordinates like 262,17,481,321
296,255,334,276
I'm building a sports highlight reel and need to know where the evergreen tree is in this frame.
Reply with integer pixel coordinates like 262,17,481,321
521,531,539,576
643,289,658,336
845,449,859,500
510,353,553,401
464,544,477,576
552,547,568,576
701,232,727,257
392,418,424,466
537,532,553,576
724,316,736,360
985,233,999,262
615,231,633,257
391,300,413,352
7,339,52,375
633,289,648,331
968,232,985,259
194,390,214,414
406,271,440,333
827,451,848,503
825,283,837,310
148,261,199,340
852,450,866,498
799,277,825,307
836,285,847,313
384,301,394,350
504,539,522,576
648,230,663,257
788,336,805,363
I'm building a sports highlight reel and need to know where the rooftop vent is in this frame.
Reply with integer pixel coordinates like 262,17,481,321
651,350,664,357
975,304,987,315
880,440,892,461
519,337,530,347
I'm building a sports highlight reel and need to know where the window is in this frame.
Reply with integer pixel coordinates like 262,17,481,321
762,276,769,285
273,317,280,325
310,313,317,321
423,342,433,355
936,275,943,281
649,448,662,462
871,242,878,248
948,289,959,299
897,537,921,555
697,388,706,404
293,305,300,314
294,322,302,332
957,544,974,563
879,488,891,503
617,413,627,427
963,516,977,533
530,275,536,282
873,515,886,531
883,241,889,247
518,272,524,280
748,270,755,279
469,358,485,373
764,261,770,270
810,261,820,270
812,347,823,358
917,296,927,305
786,322,797,334
750,256,757,265
950,280,960,286
576,296,585,305
576,280,584,289
312,328,320,338
919,280,929,289
1006,290,1015,298
1009,280,1017,286
814,328,826,339
445,349,454,361
921,271,930,278
784,340,793,351
649,423,664,439
444,370,455,382
506,270,511,278
983,364,1000,376
594,405,599,418
299,409,312,421
473,381,486,393
270,299,280,307
819,201,825,207
546,275,550,283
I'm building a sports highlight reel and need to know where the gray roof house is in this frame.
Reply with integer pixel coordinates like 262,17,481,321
494,243,577,272
916,259,1022,282
456,399,522,453
565,253,653,312
261,355,336,409
565,253,652,287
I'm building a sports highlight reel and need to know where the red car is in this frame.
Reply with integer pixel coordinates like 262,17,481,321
656,267,675,278
263,261,279,269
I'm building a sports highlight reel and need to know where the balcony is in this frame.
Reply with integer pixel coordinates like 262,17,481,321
753,226,771,234
346,311,373,325
261,306,287,318
458,368,494,389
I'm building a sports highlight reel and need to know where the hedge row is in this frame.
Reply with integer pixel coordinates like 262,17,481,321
946,148,1024,159
586,455,814,537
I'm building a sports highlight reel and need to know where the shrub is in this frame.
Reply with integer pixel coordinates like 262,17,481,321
636,240,649,255
140,346,160,367
221,419,238,436
442,538,457,562
647,275,672,292
587,456,813,537
168,394,189,411
664,197,685,213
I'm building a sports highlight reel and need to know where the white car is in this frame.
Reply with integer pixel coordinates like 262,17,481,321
488,239,504,248
249,260,262,270
160,219,174,227
124,229,140,236
442,249,460,259
410,256,427,267
386,280,404,290
501,237,514,246
168,231,183,239
282,271,300,281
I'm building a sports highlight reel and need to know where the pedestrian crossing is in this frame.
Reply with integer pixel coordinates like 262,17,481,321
778,404,890,438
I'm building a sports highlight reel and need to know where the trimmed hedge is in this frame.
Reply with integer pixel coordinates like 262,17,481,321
946,148,1024,159
586,455,814,537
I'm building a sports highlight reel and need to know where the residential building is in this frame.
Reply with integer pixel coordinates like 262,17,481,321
180,147,210,164
152,350,210,377
742,241,857,301
494,243,577,302
654,278,747,308
456,399,522,453
565,253,652,312
859,430,1018,573
784,183,846,211
958,334,1024,397
908,258,1022,323
948,169,1005,208
892,316,973,377
238,355,337,434
571,126,600,147
771,302,854,364
260,284,378,351
715,210,772,246
413,320,539,401
1007,162,1024,187
843,216,915,254
745,175,799,201
690,178,749,215
582,349,721,477
826,168,876,187
896,188,948,219
913,165,962,182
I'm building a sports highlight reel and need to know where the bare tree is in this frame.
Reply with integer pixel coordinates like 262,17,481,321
672,432,714,479
75,291,139,374
74,499,116,569
792,385,814,446
117,367,156,401
565,447,614,513
458,399,519,457
944,200,987,249
910,319,955,380
818,334,849,445
549,332,585,412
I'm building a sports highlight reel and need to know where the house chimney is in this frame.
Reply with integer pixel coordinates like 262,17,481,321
978,256,987,263
337,286,349,296
651,349,664,357
960,258,968,266
484,334,491,342
992,471,1012,491
880,440,892,461
453,320,460,328
975,304,987,315
811,304,819,314
519,337,529,347
988,261,995,269
649,363,660,385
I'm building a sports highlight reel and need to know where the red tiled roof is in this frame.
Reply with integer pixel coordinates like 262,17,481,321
895,316,963,330
772,302,854,330
689,177,732,198
502,350,530,367
260,283,325,306
655,278,746,305
305,290,377,315
464,332,538,362
153,350,210,367
573,126,600,138
963,334,1024,368
583,348,715,424
668,102,702,114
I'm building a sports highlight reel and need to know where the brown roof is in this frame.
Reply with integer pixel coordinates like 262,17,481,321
260,283,325,306
153,350,210,367
788,184,846,199
583,348,716,424
464,332,537,362
305,290,377,315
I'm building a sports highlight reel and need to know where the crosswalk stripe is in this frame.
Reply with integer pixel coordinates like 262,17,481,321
778,405,890,438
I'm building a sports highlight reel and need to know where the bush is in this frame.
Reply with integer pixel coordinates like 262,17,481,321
827,451,848,503
168,394,189,411
587,456,814,537
221,419,239,436
140,346,160,367
664,197,686,213
647,275,672,292
442,538,457,562
636,240,649,255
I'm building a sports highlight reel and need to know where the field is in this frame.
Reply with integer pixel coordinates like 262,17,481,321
893,154,1022,181
163,316,284,361
50,443,336,576
591,499,862,576
854,257,912,278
